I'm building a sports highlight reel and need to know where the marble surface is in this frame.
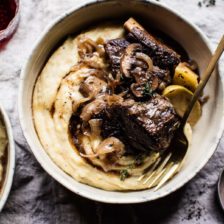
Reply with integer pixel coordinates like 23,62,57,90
0,0,224,223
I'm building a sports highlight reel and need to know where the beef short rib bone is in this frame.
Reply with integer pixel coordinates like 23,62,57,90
124,18,181,70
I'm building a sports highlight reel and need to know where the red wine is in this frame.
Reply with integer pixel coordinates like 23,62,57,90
0,0,16,30
0,0,19,45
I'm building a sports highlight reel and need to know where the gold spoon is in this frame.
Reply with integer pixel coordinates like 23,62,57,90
140,35,224,190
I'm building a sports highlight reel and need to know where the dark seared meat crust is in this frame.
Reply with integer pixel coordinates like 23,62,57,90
124,18,181,70
128,27,180,69
122,94,180,151
99,94,180,152
104,38,129,75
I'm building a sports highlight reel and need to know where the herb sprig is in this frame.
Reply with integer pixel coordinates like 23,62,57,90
143,82,153,97
120,169,129,181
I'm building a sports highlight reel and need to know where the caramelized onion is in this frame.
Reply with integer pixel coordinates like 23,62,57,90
80,97,107,122
97,137,124,155
80,137,125,160
79,152,99,158
89,119,102,137
72,97,91,112
78,38,105,59
83,55,105,69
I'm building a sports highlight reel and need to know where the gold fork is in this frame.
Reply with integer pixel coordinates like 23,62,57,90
139,35,224,191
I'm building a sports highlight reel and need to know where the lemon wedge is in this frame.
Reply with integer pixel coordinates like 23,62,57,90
173,63,199,92
163,85,201,126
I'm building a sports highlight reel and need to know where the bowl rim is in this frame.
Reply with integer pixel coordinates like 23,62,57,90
18,0,224,203
0,103,15,211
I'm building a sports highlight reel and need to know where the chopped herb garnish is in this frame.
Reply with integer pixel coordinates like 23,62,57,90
120,169,129,181
143,82,153,97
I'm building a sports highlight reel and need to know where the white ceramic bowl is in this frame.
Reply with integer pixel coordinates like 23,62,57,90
19,0,224,203
0,104,15,211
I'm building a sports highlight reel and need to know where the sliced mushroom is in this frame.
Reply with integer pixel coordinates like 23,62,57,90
97,137,123,154
97,137,125,161
121,44,156,82
79,137,125,162
80,97,107,122
120,43,142,78
130,83,144,98
80,94,124,122
135,52,153,71
79,76,107,98
130,66,170,97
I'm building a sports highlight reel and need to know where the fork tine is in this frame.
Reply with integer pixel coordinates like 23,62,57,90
138,174,145,182
147,168,167,188
137,153,161,181
144,152,172,185
153,162,180,191
142,157,162,184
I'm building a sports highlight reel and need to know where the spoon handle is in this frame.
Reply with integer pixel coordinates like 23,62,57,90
181,35,224,127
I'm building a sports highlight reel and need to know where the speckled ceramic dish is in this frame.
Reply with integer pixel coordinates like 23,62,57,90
0,104,15,211
19,0,224,203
